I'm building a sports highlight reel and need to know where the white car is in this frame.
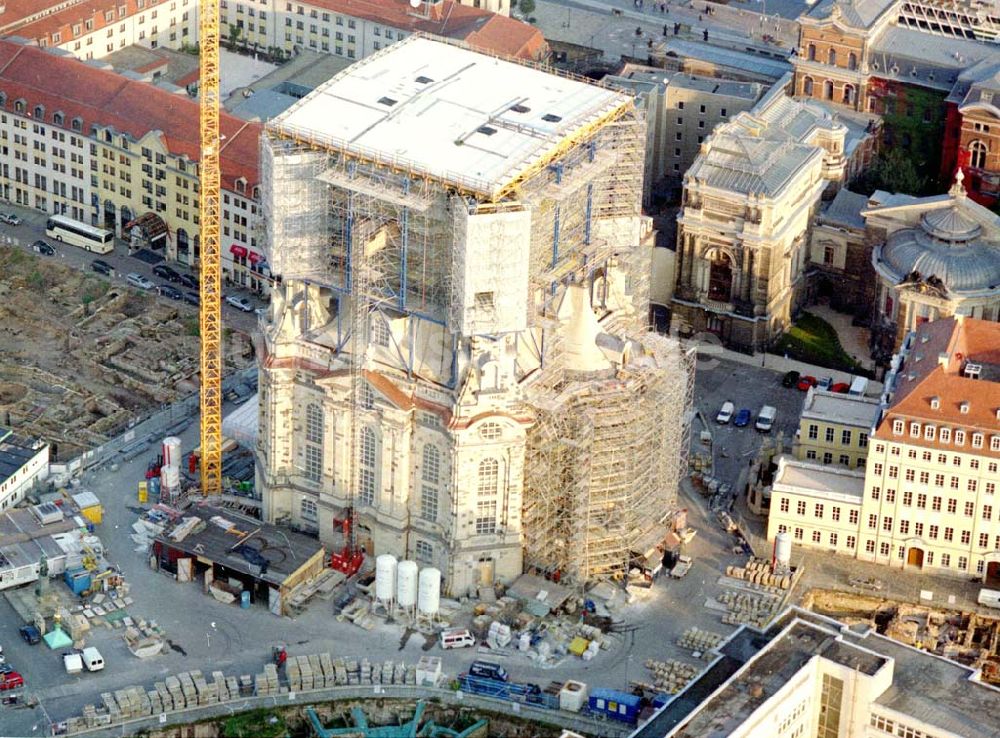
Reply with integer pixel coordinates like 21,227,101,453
716,401,735,424
226,295,253,312
125,273,154,290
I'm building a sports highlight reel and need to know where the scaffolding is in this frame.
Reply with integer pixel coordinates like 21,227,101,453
522,336,696,585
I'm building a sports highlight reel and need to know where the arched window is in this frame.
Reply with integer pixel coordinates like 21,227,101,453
71,116,83,132
475,459,499,534
824,80,834,100
708,250,734,301
359,427,378,506
970,140,989,169
803,76,814,96
33,104,44,119
827,48,836,66
53,111,64,126
848,52,857,70
843,84,856,105
420,445,440,522
303,403,323,483
807,44,816,61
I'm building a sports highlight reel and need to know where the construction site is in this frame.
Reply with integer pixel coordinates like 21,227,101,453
0,245,253,461
256,34,695,596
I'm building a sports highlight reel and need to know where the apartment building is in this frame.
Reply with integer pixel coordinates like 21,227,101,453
0,427,49,513
641,607,1000,738
0,40,264,287
1,0,198,61
765,317,1000,583
795,388,879,470
604,64,764,204
219,0,545,63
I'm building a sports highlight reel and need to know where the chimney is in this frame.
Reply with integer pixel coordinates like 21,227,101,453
938,352,949,369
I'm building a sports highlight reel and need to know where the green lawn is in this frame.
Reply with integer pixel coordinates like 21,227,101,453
774,312,863,372
222,709,287,738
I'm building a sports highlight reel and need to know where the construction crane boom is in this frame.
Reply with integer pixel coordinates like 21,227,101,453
199,0,223,495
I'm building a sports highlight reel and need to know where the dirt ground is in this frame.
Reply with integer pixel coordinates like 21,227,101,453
0,246,253,459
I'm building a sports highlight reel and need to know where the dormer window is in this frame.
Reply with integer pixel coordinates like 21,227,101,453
0,92,7,107
972,433,983,449
71,117,83,131
910,422,921,438
965,362,982,379
991,436,999,452
960,402,970,414
53,111,64,126
235,177,246,194
14,99,26,114
33,105,44,119
940,428,951,443
955,429,966,445
930,396,940,409
892,419,904,435
924,425,936,441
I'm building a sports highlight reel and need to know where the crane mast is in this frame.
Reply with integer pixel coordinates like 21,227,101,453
198,0,223,495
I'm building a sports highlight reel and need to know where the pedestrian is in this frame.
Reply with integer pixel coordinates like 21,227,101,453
698,13,702,21
664,23,669,34
703,28,709,40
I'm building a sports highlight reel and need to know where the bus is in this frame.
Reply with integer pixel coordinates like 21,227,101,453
45,214,114,254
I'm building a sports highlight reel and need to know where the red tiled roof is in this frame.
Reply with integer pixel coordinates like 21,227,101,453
2,0,143,46
294,0,547,61
0,40,260,190
874,318,1000,458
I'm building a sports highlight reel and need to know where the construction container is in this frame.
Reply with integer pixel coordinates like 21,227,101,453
137,481,148,503
64,567,92,596
560,680,589,712
72,491,103,525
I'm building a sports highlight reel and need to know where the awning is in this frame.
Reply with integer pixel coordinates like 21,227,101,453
230,244,248,258
248,250,262,264
129,212,168,242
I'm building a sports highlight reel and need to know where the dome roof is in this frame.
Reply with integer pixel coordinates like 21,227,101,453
879,206,1000,295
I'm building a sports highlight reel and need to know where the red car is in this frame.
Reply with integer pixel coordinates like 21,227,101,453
830,382,850,393
796,375,817,391
0,671,24,691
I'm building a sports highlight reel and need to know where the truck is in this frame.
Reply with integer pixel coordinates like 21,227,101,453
978,588,1000,609
63,651,83,675
670,555,693,578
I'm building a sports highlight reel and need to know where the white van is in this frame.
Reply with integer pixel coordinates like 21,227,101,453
441,629,476,650
81,646,105,672
716,402,735,424
755,405,777,432
849,376,869,396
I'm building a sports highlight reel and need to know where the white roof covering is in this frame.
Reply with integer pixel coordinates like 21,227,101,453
270,35,629,199
222,394,258,449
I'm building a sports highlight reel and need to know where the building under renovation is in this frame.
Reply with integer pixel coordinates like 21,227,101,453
256,35,693,595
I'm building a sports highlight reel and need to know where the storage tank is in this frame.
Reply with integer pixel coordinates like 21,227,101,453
396,560,418,609
774,531,792,567
160,464,180,493
374,554,397,604
418,567,441,617
162,437,183,468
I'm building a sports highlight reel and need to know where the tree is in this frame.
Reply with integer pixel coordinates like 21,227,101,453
850,149,926,196
519,0,536,16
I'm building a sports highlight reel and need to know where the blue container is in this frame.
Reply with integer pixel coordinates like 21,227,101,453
240,590,251,609
63,567,92,596
589,689,641,725
148,477,162,496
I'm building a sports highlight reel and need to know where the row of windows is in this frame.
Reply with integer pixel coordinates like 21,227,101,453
804,449,865,467
805,425,869,447
874,442,999,473
871,464,996,492
871,713,939,738
778,498,861,525
778,525,856,550
888,420,998,450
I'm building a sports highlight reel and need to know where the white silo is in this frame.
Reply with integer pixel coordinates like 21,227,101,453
774,531,792,569
374,554,397,613
396,560,418,615
417,567,441,623
162,437,183,468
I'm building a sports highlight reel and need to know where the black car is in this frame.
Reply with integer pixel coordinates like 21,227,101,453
157,284,183,300
183,291,200,306
153,264,183,283
179,273,199,290
91,259,113,276
32,239,55,256
18,624,41,645
781,370,801,388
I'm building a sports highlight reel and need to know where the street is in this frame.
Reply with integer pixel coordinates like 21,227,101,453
0,203,264,335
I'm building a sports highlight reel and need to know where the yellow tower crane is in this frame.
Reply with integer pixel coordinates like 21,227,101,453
198,0,223,495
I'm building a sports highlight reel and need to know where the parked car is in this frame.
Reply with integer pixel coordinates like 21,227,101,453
670,555,693,578
183,291,200,306
157,284,183,300
830,382,850,393
32,239,55,256
755,405,777,432
0,670,23,691
0,213,21,225
179,273,199,290
715,401,735,424
781,370,800,388
817,376,834,391
153,264,183,283
125,273,154,290
91,259,113,276
733,408,752,427
226,295,253,312
18,625,40,645
468,660,508,682
796,375,817,391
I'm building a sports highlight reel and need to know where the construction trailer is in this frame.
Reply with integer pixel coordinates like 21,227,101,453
256,34,692,595
151,505,324,616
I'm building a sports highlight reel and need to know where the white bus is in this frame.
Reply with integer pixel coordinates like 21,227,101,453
45,214,114,254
